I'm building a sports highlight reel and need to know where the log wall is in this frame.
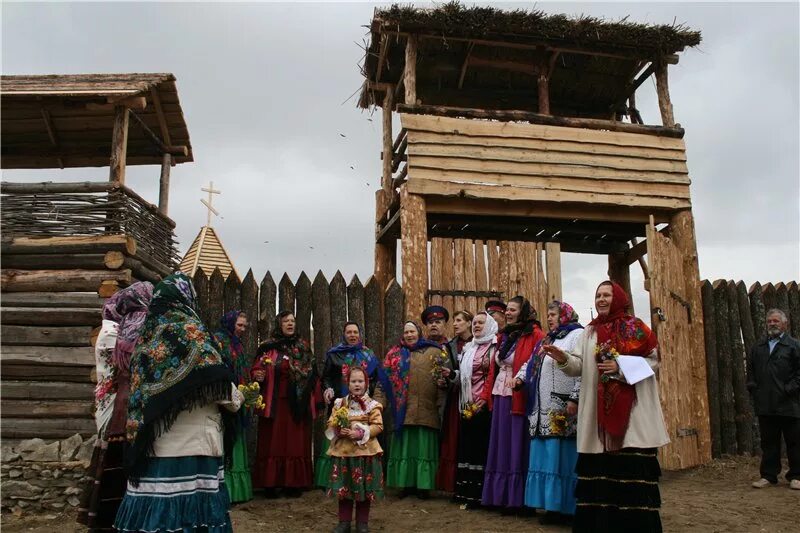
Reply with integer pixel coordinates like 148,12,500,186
701,279,800,457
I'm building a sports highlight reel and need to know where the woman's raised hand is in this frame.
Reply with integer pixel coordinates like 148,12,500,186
542,344,568,364
253,370,266,382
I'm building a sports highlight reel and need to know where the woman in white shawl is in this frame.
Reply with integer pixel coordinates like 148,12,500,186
453,312,498,507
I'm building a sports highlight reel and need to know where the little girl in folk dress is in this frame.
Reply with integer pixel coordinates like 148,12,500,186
326,366,384,533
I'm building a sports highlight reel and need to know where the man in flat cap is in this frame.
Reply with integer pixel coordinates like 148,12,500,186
422,305,450,348
485,299,507,330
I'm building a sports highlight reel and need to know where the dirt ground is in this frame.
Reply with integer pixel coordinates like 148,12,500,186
2,456,797,533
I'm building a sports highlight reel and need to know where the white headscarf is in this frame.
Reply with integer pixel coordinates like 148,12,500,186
459,312,498,409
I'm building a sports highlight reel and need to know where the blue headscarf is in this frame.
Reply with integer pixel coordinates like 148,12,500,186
326,323,383,397
524,301,583,415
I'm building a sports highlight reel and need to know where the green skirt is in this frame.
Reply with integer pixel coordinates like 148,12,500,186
386,425,439,490
314,438,332,488
327,454,384,502
226,429,253,503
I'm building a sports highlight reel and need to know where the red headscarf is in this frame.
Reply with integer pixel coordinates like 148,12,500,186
589,281,658,451
345,366,370,412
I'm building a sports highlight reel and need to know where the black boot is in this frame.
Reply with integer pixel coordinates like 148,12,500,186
355,523,369,533
332,522,351,533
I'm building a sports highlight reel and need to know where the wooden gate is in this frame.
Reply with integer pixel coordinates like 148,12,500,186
647,221,710,469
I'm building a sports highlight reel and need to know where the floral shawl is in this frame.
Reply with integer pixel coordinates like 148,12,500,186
215,310,248,385
126,274,236,478
377,322,441,436
524,301,583,416
253,314,317,422
589,281,658,451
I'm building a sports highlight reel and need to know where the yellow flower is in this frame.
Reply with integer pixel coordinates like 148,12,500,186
333,405,350,428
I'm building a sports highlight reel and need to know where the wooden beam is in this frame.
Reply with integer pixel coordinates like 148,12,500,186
128,109,188,156
608,252,634,311
382,90,394,195
458,42,475,89
400,185,427,320
1,234,137,256
104,95,147,111
0,307,100,326
627,237,649,266
628,236,650,279
467,55,535,76
392,164,408,189
159,152,171,216
376,33,389,83
544,242,562,301
109,105,129,183
0,292,104,309
397,103,685,138
1,251,125,270
0,380,94,400
536,51,551,115
39,108,64,168
149,87,172,145
404,35,418,105
0,325,93,346
0,400,94,419
655,60,675,127
1,268,132,293
376,208,401,244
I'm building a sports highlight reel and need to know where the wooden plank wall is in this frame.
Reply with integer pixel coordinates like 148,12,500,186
700,279,800,458
428,238,561,335
402,113,690,210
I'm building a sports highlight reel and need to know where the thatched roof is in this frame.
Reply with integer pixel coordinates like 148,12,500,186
359,2,701,117
1,73,193,169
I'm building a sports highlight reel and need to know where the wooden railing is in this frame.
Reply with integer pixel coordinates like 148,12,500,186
1,181,180,269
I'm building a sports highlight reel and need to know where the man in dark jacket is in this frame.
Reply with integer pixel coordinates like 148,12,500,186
747,309,800,490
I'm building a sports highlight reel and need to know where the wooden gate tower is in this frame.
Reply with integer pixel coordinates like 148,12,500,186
359,4,709,470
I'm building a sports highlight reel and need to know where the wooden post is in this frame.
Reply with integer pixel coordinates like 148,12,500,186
727,281,753,455
607,252,633,312
208,268,225,331
544,242,562,302
158,153,171,216
295,272,312,343
701,280,721,458
655,60,675,127
382,91,394,195
347,275,365,328
668,210,712,462
404,35,418,105
749,282,766,339
374,190,396,291
240,270,259,355
400,185,427,321
109,106,129,183
193,269,211,329
364,276,384,357
223,271,241,316
713,279,737,455
788,281,800,339
736,281,757,356
259,272,277,342
536,51,550,115
329,271,347,344
278,273,295,314
311,271,332,366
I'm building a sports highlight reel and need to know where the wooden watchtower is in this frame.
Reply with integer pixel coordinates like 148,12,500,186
359,4,709,470
0,73,192,443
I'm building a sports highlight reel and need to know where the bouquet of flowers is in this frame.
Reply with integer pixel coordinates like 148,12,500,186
238,382,265,411
548,409,569,436
430,349,450,383
461,402,481,420
332,405,350,429
595,341,620,383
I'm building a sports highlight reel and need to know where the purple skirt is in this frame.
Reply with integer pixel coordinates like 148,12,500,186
481,395,529,508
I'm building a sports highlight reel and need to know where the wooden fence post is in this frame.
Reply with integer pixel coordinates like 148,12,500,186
329,271,347,344
713,280,737,455
788,281,800,339
701,280,721,458
278,273,295,315
259,272,276,342
727,281,752,454
240,270,259,355
224,271,241,317
347,275,365,328
736,281,757,356
295,272,312,343
208,268,225,330
384,281,404,357
762,283,777,316
749,282,766,341
193,269,210,329
311,271,332,369
364,276,384,357
775,282,791,322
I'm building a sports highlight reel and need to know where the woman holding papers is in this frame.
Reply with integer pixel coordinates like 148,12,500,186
543,281,669,533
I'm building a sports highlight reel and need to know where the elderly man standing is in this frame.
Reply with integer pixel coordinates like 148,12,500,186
747,309,800,490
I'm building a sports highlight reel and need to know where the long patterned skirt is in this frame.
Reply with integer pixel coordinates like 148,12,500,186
253,398,313,489
314,438,332,488
386,425,439,490
524,436,578,514
114,456,232,533
573,448,662,532
481,395,528,508
76,437,126,531
226,428,253,503
327,455,385,502
454,408,490,504
435,388,460,493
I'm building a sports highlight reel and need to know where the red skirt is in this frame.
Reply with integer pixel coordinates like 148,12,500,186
435,387,460,492
253,390,313,488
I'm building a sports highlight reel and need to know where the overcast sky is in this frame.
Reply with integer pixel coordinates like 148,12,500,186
2,1,798,322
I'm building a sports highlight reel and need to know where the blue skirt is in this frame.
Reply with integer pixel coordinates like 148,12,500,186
524,437,578,515
114,456,232,533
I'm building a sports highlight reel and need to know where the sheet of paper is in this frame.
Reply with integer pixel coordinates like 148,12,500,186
616,355,655,385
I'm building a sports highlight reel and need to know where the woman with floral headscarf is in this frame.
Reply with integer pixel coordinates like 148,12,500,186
251,311,318,497
374,321,445,499
114,274,243,533
454,312,498,507
215,309,254,504
543,281,669,533
77,281,153,531
514,300,583,524
316,321,382,488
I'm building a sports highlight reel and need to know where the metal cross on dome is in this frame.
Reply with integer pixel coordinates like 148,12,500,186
200,181,221,227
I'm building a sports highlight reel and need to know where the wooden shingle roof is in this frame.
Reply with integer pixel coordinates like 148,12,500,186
179,226,239,281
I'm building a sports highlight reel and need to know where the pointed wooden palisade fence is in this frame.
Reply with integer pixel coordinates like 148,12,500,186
700,280,800,458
